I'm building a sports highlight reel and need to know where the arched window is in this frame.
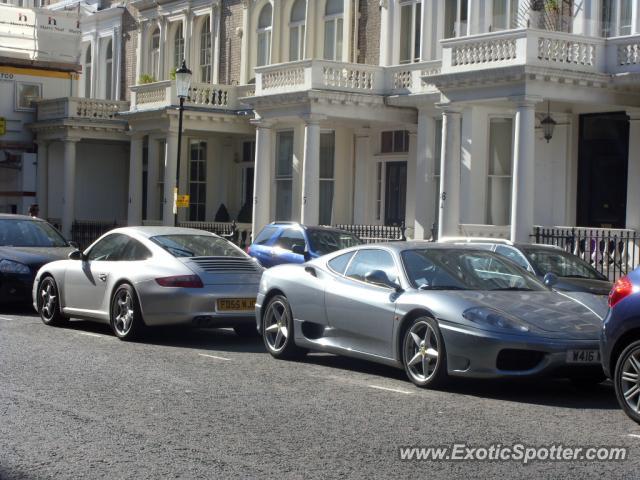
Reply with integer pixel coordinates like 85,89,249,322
200,17,212,83
257,3,272,67
150,28,160,80
323,0,343,61
84,45,92,98
289,0,306,61
105,39,113,99
174,23,185,69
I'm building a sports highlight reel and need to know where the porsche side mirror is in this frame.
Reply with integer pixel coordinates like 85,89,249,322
543,272,558,288
68,250,84,261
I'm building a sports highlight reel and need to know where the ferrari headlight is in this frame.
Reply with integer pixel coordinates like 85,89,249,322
0,259,31,275
462,307,529,333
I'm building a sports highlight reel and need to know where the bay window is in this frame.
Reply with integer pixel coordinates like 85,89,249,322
603,0,636,37
289,0,306,61
492,0,518,31
150,28,160,80
257,3,273,67
323,0,343,61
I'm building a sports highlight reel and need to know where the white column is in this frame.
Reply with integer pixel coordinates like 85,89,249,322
159,18,167,79
353,130,370,224
271,0,282,64
212,6,221,83
162,132,178,225
405,130,418,238
184,11,194,68
414,110,438,239
379,1,392,65
510,99,538,243
90,34,98,98
128,135,144,225
146,136,160,221
113,26,121,100
36,141,49,220
240,3,250,84
626,112,640,230
301,117,321,225
342,0,353,62
438,106,462,239
62,139,78,239
303,0,314,58
252,122,274,237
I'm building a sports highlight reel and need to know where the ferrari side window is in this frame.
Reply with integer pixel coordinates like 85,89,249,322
345,249,397,284
327,251,355,275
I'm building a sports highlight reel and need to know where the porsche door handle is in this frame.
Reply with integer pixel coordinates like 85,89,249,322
98,274,108,282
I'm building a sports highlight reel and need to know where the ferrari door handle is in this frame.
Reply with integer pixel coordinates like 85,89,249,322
98,274,108,282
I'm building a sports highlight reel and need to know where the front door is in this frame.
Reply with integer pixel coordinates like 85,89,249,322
577,113,629,228
384,161,407,226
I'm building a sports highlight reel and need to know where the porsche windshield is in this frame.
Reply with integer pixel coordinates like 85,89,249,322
402,248,546,291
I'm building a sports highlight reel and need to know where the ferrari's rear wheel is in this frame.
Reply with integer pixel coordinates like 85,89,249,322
38,276,67,326
614,340,640,425
262,295,306,359
110,284,144,341
402,316,448,388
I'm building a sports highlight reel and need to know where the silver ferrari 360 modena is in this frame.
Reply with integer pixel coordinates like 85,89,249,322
256,242,608,388
33,227,263,340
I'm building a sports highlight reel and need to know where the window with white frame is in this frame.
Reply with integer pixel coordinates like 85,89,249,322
323,0,343,61
15,82,41,111
289,0,306,61
603,0,635,37
200,17,212,83
189,140,207,222
150,28,160,80
486,118,513,226
257,3,273,67
105,39,113,100
319,132,335,225
380,130,409,153
174,23,185,69
83,45,91,98
399,0,422,64
275,131,294,221
444,0,468,39
491,0,518,31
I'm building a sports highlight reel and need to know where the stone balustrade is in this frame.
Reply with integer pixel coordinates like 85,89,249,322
130,80,244,111
36,98,129,121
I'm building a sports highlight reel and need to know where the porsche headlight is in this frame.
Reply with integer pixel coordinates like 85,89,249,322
0,259,31,275
462,307,530,333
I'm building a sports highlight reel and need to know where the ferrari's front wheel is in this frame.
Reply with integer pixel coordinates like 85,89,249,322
402,316,448,388
262,295,306,360
38,276,67,326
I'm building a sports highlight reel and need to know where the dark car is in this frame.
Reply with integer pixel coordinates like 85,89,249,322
248,222,362,268
440,239,612,295
0,214,75,304
601,268,640,424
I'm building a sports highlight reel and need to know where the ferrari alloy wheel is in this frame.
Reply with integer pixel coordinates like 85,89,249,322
403,316,448,388
262,295,306,359
614,340,640,424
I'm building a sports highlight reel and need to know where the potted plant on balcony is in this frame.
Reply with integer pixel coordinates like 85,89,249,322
138,74,156,84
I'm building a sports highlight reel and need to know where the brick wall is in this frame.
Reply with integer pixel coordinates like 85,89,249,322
120,4,138,100
357,0,381,65
219,0,243,85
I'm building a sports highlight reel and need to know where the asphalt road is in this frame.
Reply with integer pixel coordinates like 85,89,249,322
1,305,640,480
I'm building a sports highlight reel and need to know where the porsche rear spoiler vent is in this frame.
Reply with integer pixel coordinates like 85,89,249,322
190,257,261,273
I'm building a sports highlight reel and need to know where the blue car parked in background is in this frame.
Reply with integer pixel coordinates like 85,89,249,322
248,222,362,268
601,267,640,424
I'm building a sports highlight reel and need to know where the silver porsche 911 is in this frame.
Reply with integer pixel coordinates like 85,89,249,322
256,242,608,388
32,227,263,340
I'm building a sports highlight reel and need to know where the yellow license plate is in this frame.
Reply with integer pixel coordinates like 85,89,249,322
217,298,256,312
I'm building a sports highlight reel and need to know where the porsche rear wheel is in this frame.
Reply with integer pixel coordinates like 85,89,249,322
38,276,67,326
110,284,145,341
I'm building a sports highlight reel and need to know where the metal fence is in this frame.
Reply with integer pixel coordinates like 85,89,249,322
332,224,407,244
177,221,252,248
532,226,640,281
71,220,122,250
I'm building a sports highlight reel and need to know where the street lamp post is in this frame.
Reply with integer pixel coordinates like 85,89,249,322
174,60,192,226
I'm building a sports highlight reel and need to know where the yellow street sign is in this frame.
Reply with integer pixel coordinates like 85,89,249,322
176,194,190,208
0,117,6,136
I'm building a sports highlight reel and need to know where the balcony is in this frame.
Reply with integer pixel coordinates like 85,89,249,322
130,80,254,112
253,59,442,97
36,98,129,122
440,28,640,76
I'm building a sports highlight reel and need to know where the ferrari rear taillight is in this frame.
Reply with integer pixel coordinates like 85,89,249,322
609,276,633,308
155,275,203,288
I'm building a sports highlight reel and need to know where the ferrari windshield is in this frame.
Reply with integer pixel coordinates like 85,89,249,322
151,235,246,258
522,247,607,281
306,229,362,256
0,219,68,247
402,248,546,291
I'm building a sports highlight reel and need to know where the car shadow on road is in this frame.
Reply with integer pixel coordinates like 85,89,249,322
0,303,37,316
301,353,619,410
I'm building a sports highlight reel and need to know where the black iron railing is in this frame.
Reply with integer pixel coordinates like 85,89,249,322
532,226,640,281
178,221,252,248
332,223,407,244
71,220,121,250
